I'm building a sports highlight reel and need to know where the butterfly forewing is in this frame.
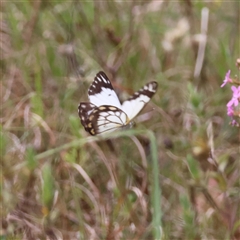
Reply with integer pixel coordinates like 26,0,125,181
121,81,158,120
88,71,122,109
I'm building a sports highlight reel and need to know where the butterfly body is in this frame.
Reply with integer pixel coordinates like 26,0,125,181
78,71,158,135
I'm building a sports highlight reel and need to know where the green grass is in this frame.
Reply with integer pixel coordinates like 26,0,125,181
2,1,240,239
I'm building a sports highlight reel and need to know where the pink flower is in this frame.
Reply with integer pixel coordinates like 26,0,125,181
230,119,239,127
227,106,234,116
221,70,232,87
227,86,240,107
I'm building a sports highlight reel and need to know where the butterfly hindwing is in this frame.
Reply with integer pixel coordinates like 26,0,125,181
78,102,96,132
88,71,121,109
121,81,158,120
84,105,129,135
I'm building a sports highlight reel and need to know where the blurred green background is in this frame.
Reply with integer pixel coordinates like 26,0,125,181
1,1,239,239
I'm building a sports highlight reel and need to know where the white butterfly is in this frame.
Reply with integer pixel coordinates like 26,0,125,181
78,71,158,135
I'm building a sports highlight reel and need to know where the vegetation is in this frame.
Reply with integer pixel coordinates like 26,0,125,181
2,1,239,239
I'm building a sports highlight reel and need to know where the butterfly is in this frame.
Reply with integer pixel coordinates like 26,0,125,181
78,71,158,135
